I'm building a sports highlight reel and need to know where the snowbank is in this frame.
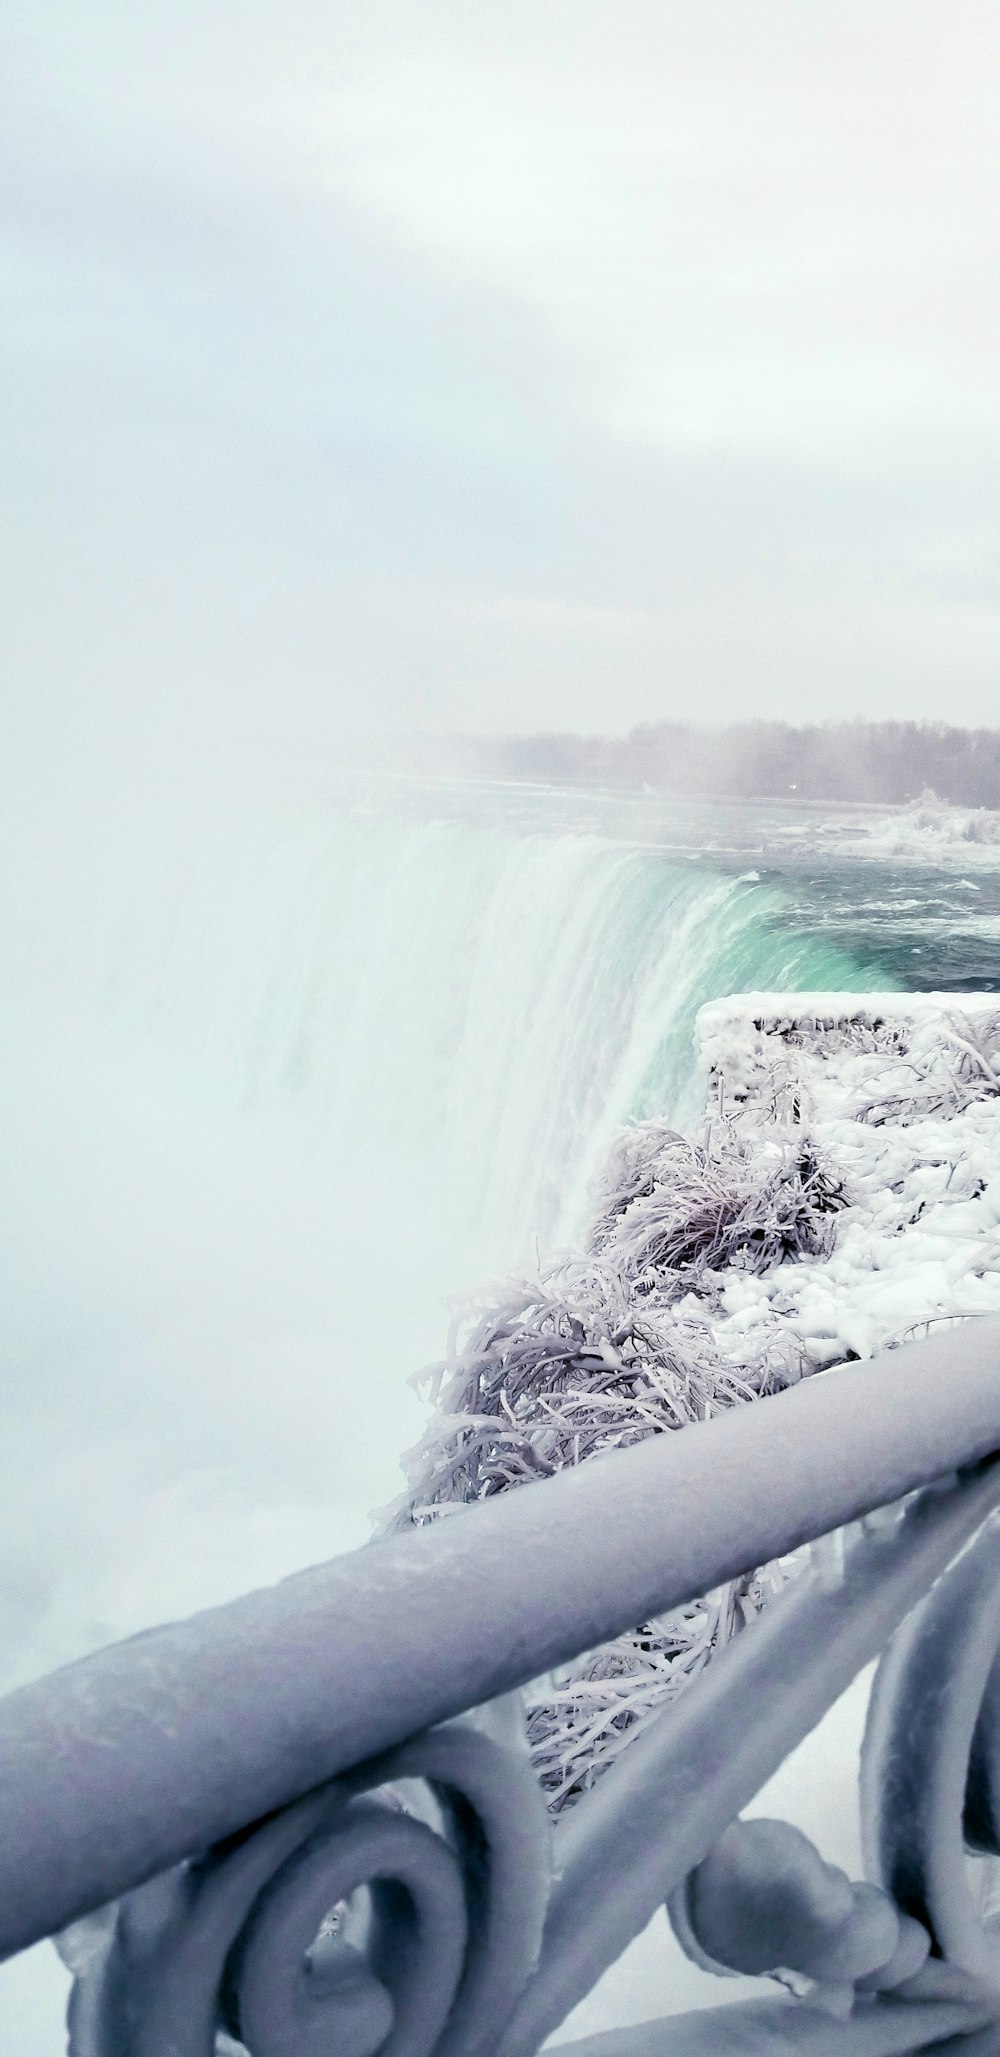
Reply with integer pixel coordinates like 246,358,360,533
392,990,1000,1808
699,991,1000,1362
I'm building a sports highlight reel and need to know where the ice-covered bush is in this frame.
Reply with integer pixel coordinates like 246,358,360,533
388,995,1000,1810
391,1252,799,1523
387,1124,828,1810
591,1124,846,1292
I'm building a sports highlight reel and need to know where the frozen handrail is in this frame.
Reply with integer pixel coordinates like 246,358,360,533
5,1319,1000,2053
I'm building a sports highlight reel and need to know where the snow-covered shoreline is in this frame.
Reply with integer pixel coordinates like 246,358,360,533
700,991,1000,1367
394,989,1000,1809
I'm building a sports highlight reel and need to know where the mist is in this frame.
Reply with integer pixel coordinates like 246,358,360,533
4,2,1000,2046
4,0,1000,765
0,764,891,2046
397,719,1000,807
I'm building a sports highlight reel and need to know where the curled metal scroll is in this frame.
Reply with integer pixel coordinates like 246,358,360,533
54,1488,1000,2057
495,1472,1000,2057
647,1511,1000,2051
59,1715,550,2057
863,1512,1000,1981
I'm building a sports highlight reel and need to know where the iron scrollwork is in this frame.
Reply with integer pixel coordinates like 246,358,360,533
59,1717,550,2057
58,1478,1000,2054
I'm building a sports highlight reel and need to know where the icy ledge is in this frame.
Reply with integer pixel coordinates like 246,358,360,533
393,990,1000,1810
699,990,1000,1368
7,998,1000,2051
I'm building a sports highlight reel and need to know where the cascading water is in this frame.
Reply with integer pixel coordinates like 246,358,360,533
102,790,884,1262
0,772,901,2049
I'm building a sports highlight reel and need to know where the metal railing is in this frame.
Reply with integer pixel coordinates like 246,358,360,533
5,1320,1000,2053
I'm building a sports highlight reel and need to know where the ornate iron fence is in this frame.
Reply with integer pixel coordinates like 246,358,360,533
5,1321,1000,2053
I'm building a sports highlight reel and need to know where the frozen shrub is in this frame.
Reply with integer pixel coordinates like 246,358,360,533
389,1253,798,1526
524,1566,784,1809
830,1010,1000,1125
386,1124,827,1811
592,1125,847,1292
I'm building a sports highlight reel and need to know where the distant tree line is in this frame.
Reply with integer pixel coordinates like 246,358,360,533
400,722,1000,808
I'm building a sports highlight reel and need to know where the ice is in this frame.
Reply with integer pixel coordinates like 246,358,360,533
698,993,1000,1371
391,984,1000,1875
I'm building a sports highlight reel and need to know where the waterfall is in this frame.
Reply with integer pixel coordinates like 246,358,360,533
0,770,890,2047
102,785,882,1262
0,773,886,1702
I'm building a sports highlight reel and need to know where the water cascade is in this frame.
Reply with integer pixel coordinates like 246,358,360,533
102,790,884,1259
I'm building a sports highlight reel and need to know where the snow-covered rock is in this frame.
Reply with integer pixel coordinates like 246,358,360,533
697,992,1000,1368
397,989,1000,1810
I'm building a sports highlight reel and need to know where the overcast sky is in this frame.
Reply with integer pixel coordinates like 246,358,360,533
4,0,1000,757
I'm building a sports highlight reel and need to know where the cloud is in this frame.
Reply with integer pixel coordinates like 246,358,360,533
2,0,1000,748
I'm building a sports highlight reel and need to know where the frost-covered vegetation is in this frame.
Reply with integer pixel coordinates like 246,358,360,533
389,993,1000,1811
591,1125,846,1288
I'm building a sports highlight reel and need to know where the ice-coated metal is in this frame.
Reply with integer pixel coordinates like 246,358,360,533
4,1321,1000,2052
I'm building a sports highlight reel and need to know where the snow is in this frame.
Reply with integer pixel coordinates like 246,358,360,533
375,986,1000,2035
6,767,1000,2053
396,987,1000,1835
698,992,1000,1365
551,988,1000,2037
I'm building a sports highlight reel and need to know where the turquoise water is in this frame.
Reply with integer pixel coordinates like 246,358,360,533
352,774,1000,994
0,768,988,1703
764,862,1000,994
1,768,996,2047
100,784,891,1251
